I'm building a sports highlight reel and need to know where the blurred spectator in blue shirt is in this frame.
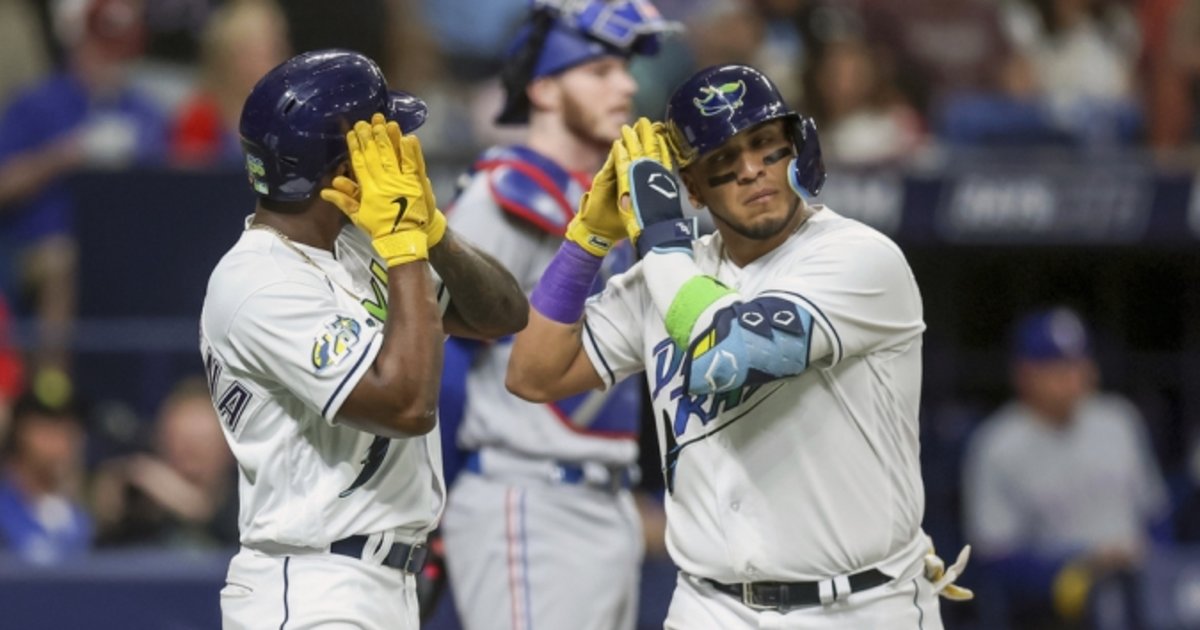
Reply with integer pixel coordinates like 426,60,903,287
0,391,91,564
964,307,1170,630
0,0,166,401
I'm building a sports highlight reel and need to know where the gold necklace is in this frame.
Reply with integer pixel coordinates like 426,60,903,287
246,223,361,302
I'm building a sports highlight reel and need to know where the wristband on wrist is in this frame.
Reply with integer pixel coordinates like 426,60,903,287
530,241,603,324
374,230,429,267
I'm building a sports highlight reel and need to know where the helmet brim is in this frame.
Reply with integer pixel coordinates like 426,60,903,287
387,90,428,134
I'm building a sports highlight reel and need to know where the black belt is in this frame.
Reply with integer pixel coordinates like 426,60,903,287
330,535,428,574
702,568,893,610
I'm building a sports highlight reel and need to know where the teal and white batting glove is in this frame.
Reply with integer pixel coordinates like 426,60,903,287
623,157,696,259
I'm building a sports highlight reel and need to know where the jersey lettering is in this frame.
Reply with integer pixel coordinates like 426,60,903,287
203,348,222,397
361,259,389,323
652,336,761,437
217,383,253,432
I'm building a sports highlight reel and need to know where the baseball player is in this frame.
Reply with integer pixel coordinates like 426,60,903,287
199,50,526,630
506,64,972,628
437,2,677,629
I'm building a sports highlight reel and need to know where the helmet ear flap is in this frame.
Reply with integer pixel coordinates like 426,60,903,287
788,117,826,198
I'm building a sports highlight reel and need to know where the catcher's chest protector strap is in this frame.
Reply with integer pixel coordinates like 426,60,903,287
475,145,589,237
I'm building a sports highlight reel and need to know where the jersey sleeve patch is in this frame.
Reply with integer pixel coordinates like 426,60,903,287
312,315,364,370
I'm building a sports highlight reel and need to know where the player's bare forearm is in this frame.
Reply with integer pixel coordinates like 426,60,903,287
506,307,603,402
429,229,528,339
340,262,444,438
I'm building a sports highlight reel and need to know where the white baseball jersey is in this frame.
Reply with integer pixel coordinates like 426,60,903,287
199,220,448,549
446,145,639,465
583,206,930,583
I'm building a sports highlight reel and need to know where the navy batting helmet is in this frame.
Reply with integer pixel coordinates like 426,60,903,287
239,49,428,202
665,64,826,197
496,0,679,125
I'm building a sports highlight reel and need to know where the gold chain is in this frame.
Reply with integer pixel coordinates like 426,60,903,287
246,223,361,302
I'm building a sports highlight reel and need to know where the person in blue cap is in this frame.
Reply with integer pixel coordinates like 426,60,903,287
436,2,678,628
963,307,1170,629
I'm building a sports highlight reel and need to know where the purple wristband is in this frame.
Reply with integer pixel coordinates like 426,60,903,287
530,241,604,324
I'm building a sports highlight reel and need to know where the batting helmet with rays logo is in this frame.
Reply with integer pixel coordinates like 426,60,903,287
665,64,826,197
239,49,428,202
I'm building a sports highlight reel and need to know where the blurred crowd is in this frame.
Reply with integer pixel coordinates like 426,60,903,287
0,0,1198,628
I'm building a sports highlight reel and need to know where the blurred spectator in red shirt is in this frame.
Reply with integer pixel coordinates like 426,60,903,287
1141,0,1200,150
0,292,25,451
170,0,289,166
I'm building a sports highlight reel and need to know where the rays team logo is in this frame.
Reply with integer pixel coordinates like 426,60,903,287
245,154,268,195
312,316,362,370
694,81,747,118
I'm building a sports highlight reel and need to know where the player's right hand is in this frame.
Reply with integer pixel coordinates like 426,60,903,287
321,119,431,266
565,148,626,257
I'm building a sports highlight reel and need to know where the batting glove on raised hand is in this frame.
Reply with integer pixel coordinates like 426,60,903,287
382,114,446,247
614,119,695,258
323,115,448,249
564,148,626,257
614,117,674,202
320,119,432,266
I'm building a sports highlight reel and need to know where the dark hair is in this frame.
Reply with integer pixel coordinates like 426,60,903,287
4,390,84,456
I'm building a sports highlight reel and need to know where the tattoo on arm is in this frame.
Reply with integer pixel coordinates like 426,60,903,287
428,230,528,337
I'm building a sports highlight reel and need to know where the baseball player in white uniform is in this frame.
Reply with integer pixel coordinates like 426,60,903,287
437,2,678,629
199,50,526,630
506,64,972,628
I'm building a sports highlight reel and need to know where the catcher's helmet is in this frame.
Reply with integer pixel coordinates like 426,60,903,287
496,0,678,125
239,49,428,202
665,64,826,197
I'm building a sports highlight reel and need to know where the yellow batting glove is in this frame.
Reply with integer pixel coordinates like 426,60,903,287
383,115,446,248
564,148,625,257
615,117,674,201
323,119,430,266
